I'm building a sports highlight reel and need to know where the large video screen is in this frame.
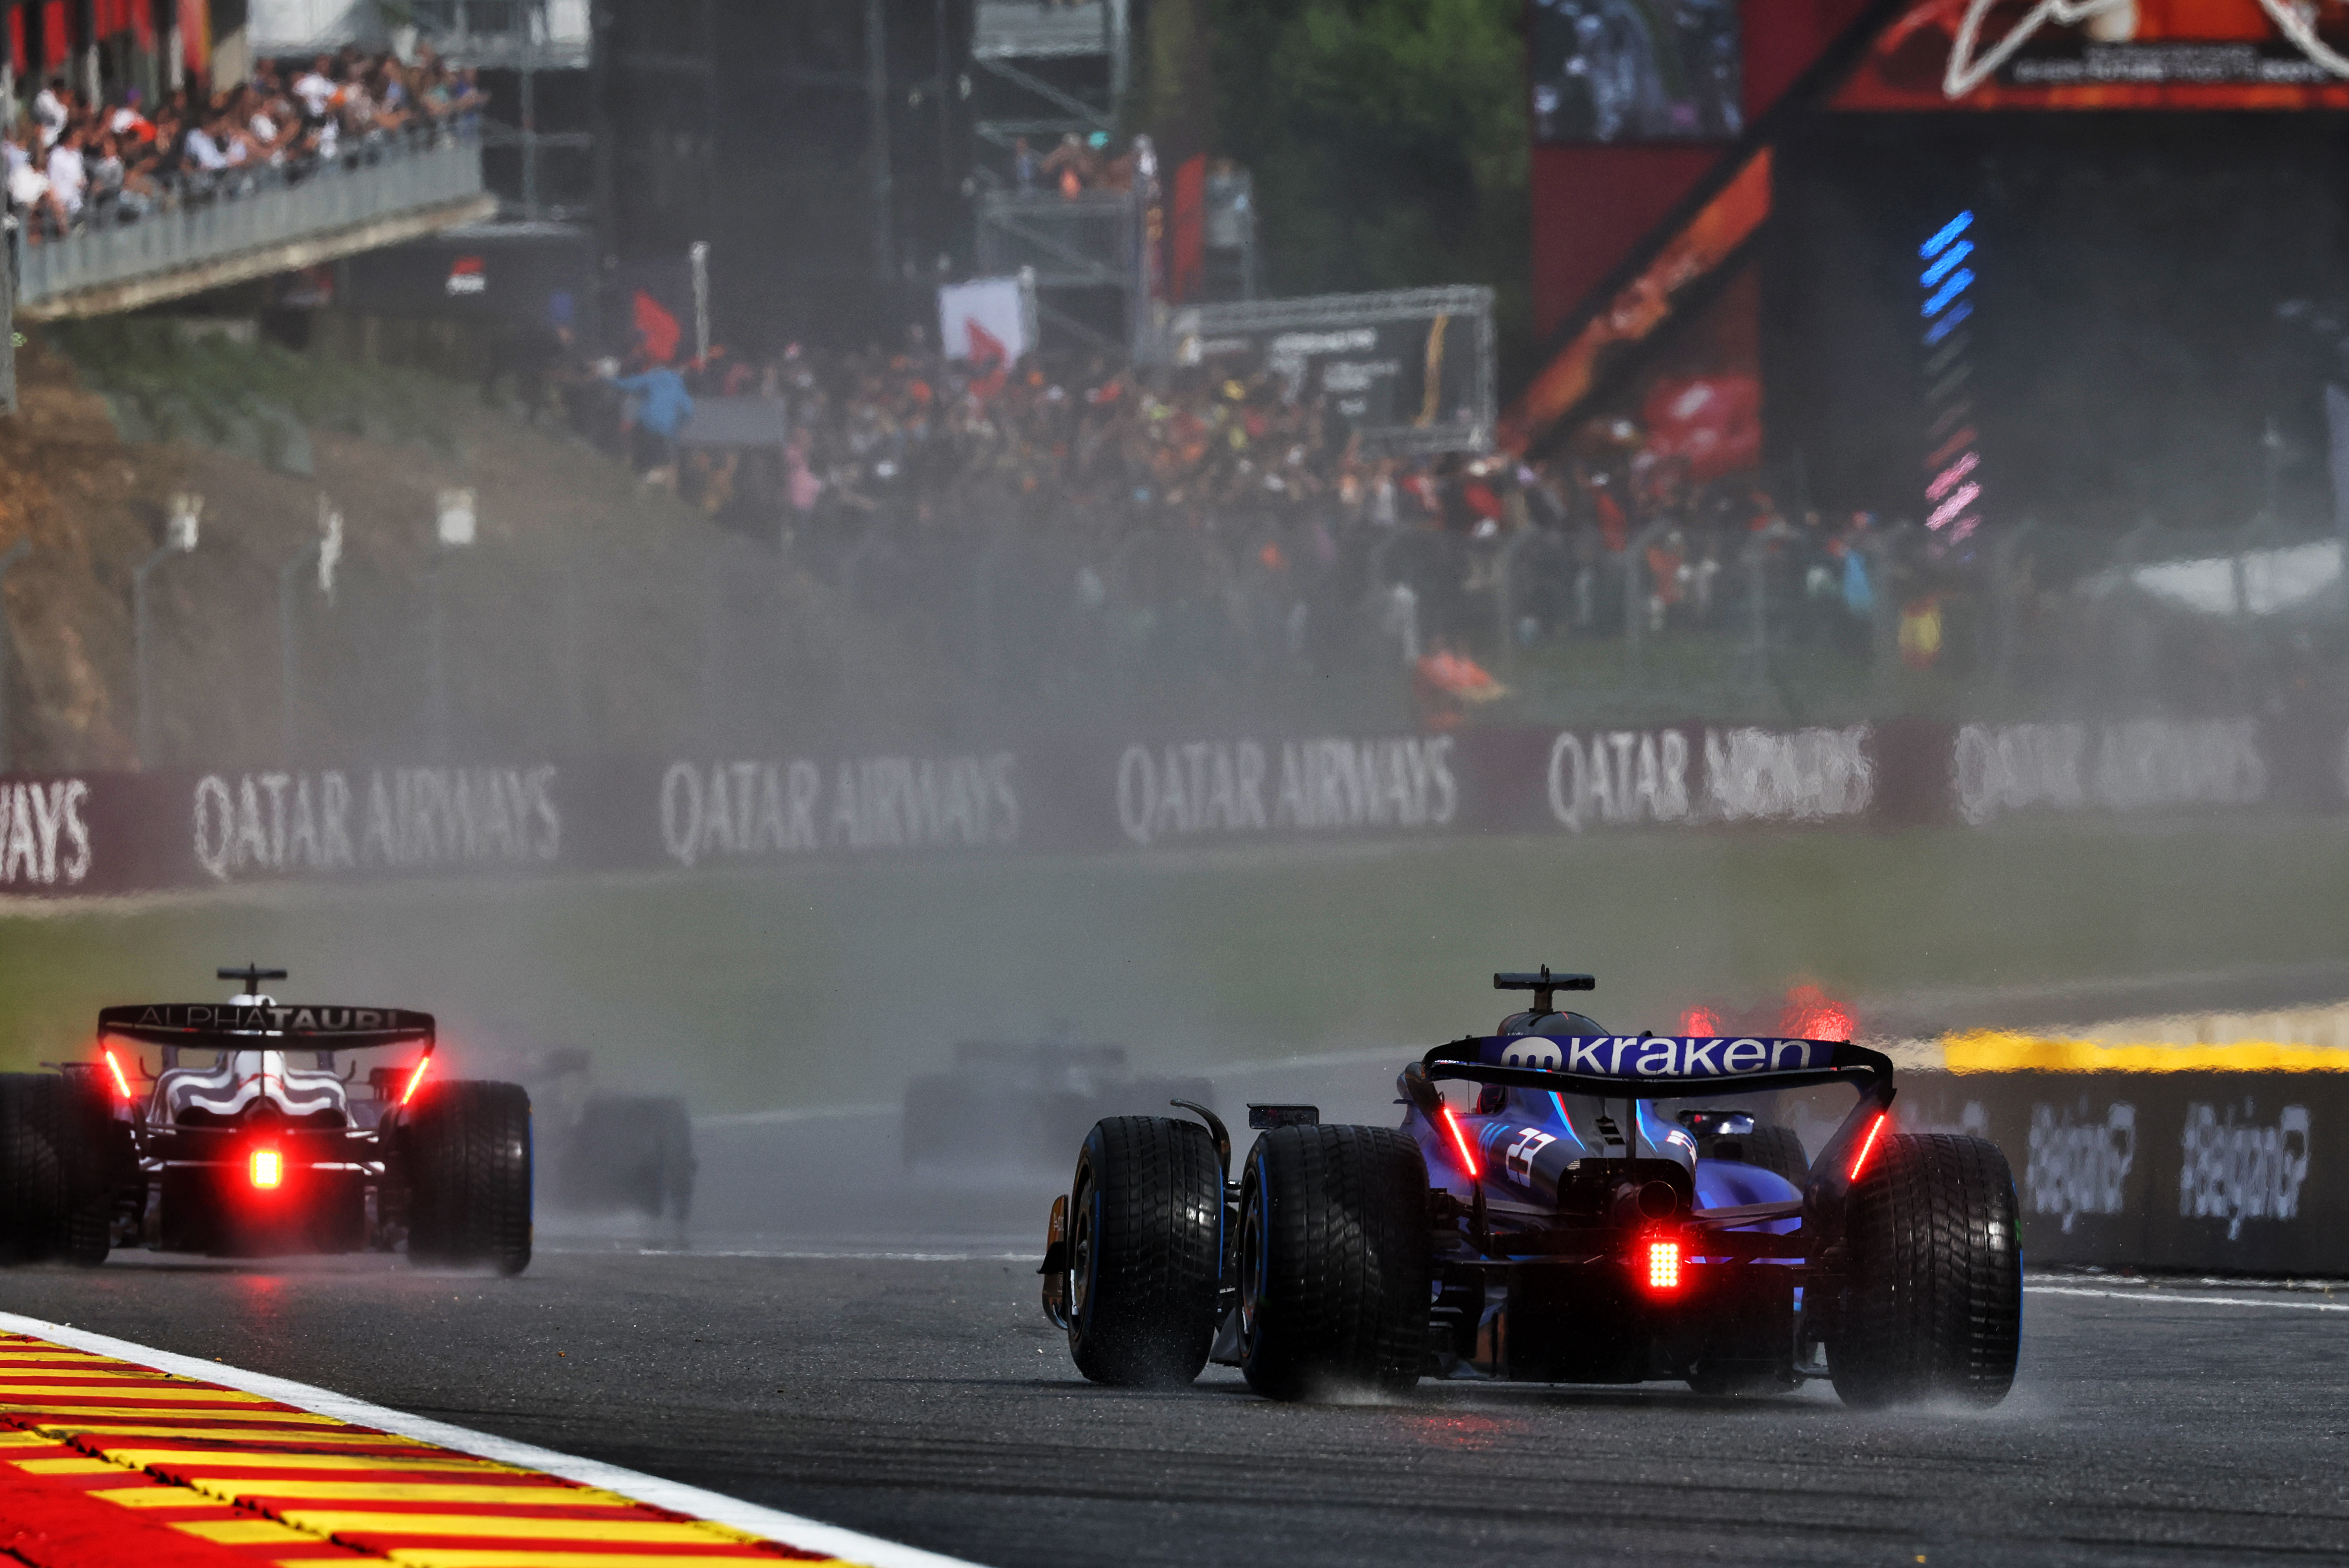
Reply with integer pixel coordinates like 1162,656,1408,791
1530,0,1744,142
1764,115,2349,538
1837,0,2349,111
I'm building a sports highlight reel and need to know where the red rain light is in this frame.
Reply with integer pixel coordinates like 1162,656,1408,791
1438,1104,1481,1180
1847,1112,1890,1183
400,1055,432,1106
249,1149,283,1190
1680,1006,1721,1036
1781,983,1855,1041
101,1048,134,1101
1645,1238,1682,1291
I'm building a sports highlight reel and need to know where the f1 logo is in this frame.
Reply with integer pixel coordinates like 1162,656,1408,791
1504,1127,1557,1184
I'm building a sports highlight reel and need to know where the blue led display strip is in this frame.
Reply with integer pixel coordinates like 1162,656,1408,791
1918,210,1984,545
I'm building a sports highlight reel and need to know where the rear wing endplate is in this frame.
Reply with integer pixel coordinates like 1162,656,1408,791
97,1004,434,1052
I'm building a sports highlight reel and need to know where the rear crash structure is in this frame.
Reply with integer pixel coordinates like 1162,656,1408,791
0,967,533,1273
1039,968,2021,1406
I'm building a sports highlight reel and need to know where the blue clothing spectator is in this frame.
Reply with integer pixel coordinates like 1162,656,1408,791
610,367,694,437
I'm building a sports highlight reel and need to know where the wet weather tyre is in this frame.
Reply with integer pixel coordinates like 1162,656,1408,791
0,1074,111,1266
1831,1133,2021,1409
1239,1124,1430,1401
1703,1124,1810,1187
1065,1116,1222,1388
405,1081,533,1276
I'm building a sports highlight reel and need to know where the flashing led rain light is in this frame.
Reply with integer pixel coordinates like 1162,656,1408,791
400,1055,432,1107
1680,1006,1721,1036
1439,1104,1482,1180
249,1149,284,1190
1645,1238,1683,1292
101,1048,134,1101
1847,1113,1891,1183
1919,211,1973,261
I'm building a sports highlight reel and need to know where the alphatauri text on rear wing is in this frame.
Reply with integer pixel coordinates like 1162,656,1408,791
96,1004,435,1051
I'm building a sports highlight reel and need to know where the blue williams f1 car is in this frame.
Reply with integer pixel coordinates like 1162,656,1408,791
0,967,531,1273
1039,968,2021,1406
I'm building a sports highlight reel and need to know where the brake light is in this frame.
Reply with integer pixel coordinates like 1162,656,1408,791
1847,1112,1890,1183
400,1055,432,1106
101,1048,134,1101
1438,1104,1481,1180
249,1149,283,1190
1645,1237,1682,1291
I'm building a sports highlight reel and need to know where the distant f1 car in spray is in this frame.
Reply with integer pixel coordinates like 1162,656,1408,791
1038,967,2021,1406
902,1037,1212,1170
0,967,532,1274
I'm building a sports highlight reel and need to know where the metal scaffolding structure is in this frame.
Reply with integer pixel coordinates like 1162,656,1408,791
969,0,1124,158
406,0,594,221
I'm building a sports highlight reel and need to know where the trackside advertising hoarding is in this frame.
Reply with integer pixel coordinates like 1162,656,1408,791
0,714,2342,896
1890,1070,2344,1276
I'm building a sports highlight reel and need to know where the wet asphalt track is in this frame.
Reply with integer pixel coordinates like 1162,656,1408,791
3,1245,2346,1568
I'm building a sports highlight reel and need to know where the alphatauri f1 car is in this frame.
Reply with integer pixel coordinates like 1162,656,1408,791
0,968,532,1273
1040,968,2021,1406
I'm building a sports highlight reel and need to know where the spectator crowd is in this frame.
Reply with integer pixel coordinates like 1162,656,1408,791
547,321,1915,708
5,44,483,242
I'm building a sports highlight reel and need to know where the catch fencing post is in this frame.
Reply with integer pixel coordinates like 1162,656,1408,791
1745,536,1770,694
427,490,476,758
1987,519,2036,695
1494,527,1537,673
0,537,29,769
1624,518,1672,688
134,495,201,770
279,498,342,762
690,240,711,365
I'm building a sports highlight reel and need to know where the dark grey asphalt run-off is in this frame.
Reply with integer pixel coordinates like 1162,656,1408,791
3,1250,2346,1568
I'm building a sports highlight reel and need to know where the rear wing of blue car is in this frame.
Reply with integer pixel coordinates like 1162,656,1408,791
97,1004,435,1052
1405,1032,1896,1197
1420,1034,1892,1097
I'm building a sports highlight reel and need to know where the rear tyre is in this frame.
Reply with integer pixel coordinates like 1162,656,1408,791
1831,1133,2021,1409
404,1081,533,1276
1239,1124,1429,1401
1703,1123,1810,1187
1066,1116,1222,1388
0,1074,111,1266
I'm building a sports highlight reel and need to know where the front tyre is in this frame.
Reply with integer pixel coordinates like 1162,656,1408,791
1831,1133,2021,1409
404,1081,533,1276
1066,1115,1222,1388
1240,1124,1429,1401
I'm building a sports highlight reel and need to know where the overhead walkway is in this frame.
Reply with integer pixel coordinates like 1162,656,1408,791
11,130,494,321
